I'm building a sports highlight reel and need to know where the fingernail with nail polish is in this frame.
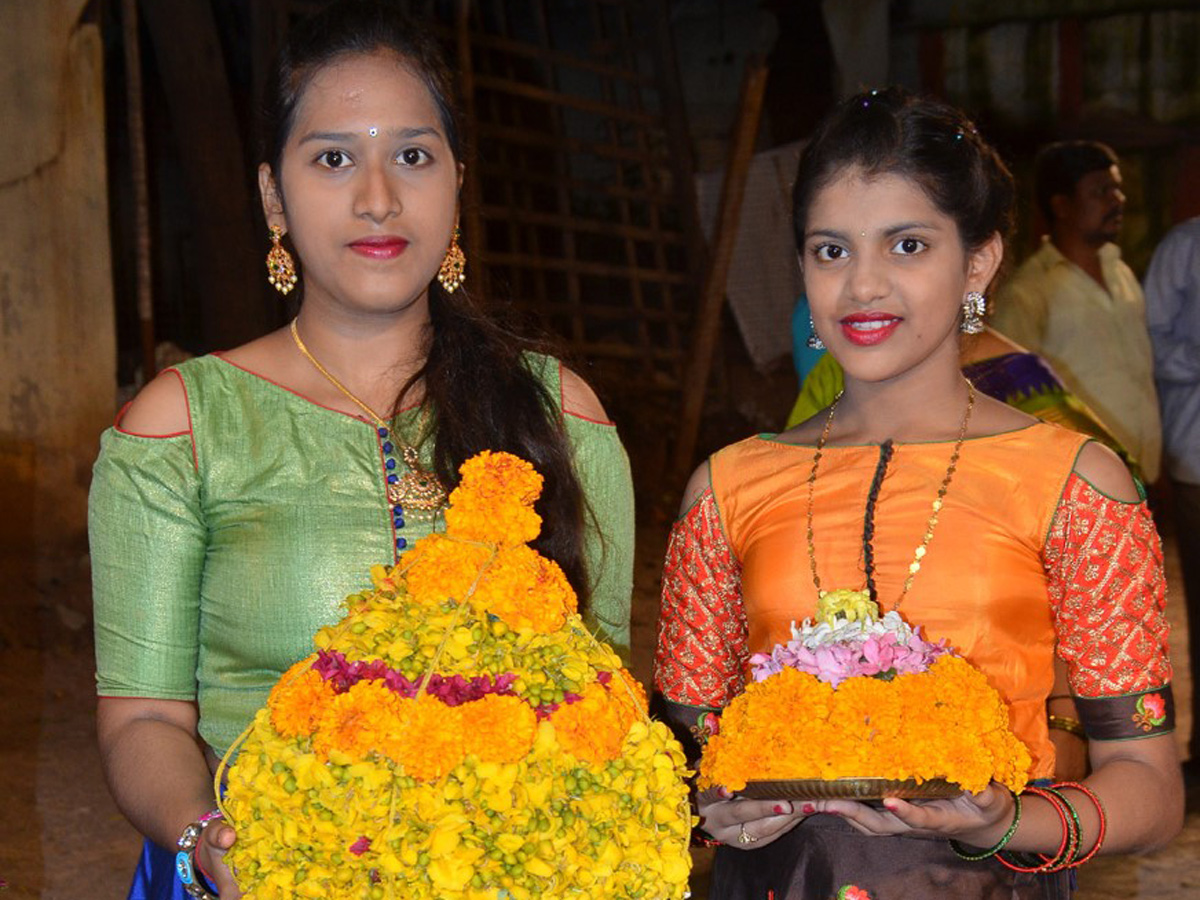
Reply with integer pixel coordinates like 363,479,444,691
773,804,788,815
801,803,815,815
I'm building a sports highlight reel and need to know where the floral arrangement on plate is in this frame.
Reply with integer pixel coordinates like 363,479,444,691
697,589,1030,797
218,451,692,900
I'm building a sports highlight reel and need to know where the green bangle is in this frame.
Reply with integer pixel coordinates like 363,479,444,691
1042,786,1083,867
949,791,1022,861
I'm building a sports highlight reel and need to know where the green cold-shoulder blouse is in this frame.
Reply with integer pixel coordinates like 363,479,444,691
90,353,634,756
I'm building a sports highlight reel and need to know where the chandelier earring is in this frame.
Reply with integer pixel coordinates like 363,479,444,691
437,226,467,293
961,291,986,334
266,225,298,295
806,315,826,350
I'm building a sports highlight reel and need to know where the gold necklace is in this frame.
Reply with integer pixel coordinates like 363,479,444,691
805,380,975,612
290,320,447,516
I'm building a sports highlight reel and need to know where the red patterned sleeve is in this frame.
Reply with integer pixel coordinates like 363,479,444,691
1045,473,1175,739
653,488,749,709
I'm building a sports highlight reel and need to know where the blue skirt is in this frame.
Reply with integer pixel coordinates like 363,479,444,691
128,838,191,900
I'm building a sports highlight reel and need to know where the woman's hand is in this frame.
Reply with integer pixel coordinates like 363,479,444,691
197,821,241,898
696,786,807,849
807,783,1015,844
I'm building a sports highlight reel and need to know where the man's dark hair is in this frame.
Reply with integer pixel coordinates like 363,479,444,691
1033,141,1119,223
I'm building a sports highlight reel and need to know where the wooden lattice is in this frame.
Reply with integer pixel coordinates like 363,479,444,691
261,0,703,397
458,0,701,395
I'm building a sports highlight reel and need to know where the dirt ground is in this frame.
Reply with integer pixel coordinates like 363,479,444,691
1,488,1196,899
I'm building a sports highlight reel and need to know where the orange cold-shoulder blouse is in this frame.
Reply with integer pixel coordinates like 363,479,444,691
654,422,1172,779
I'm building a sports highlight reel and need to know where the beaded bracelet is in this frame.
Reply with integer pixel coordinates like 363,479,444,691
1052,781,1107,866
949,791,1021,860
175,809,224,900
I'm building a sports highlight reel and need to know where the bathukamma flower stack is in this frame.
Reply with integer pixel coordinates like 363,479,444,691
698,589,1030,795
220,451,691,900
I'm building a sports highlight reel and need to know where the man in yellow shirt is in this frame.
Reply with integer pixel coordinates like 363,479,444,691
993,141,1161,482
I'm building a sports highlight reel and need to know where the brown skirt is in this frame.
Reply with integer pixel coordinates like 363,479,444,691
709,814,1073,900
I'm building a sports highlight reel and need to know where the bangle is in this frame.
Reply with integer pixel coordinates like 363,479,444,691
1048,715,1087,738
998,786,1076,873
950,790,1021,860
175,809,224,900
690,814,721,848
1040,786,1082,868
1045,693,1072,703
1052,781,1107,866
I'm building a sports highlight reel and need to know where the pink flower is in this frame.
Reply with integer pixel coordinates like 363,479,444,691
348,836,371,856
1141,692,1166,719
837,886,871,900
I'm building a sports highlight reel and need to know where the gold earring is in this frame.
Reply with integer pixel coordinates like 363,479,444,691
437,227,466,293
266,225,298,295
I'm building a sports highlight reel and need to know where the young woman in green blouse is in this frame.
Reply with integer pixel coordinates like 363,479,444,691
90,4,634,897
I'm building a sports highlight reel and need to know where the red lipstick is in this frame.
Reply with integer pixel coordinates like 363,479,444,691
349,236,409,259
839,311,902,346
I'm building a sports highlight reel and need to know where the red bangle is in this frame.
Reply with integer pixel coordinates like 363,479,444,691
1039,786,1082,869
194,853,216,891
997,786,1073,873
1052,781,1107,866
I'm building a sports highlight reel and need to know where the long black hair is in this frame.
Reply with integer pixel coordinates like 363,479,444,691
262,0,590,602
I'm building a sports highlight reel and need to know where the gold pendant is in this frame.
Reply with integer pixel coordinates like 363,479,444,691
388,447,447,517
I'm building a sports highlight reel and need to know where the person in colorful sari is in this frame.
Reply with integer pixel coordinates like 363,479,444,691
655,87,1181,899
787,329,1137,481
90,4,633,898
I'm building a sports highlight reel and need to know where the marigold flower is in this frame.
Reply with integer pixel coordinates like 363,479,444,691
269,662,334,739
473,545,576,632
699,655,1029,794
461,693,537,764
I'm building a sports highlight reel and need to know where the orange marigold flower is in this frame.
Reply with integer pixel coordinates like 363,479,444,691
383,693,466,781
269,660,334,739
311,680,401,761
453,450,544,508
698,657,1029,794
552,681,639,764
445,452,544,546
609,667,649,715
461,694,538,764
472,545,576,632
403,534,493,605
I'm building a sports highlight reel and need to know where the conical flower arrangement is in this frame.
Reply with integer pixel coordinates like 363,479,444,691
220,451,692,900
698,590,1031,796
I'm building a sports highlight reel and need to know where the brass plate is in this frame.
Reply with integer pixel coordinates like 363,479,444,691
739,777,961,801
